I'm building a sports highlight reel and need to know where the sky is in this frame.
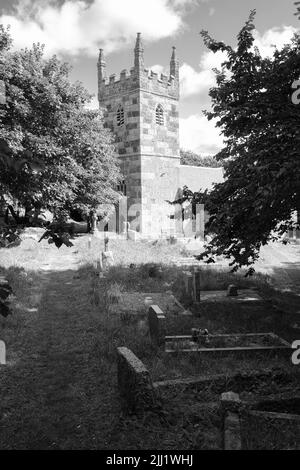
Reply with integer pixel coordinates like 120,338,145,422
0,0,299,155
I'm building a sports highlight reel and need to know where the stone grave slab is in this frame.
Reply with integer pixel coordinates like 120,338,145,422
110,292,184,316
199,289,264,304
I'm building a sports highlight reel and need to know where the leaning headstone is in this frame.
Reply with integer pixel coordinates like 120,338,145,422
117,347,157,413
148,305,166,347
0,340,6,365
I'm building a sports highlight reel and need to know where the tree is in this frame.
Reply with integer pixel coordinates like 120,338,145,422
0,25,120,226
180,149,223,167
181,11,300,273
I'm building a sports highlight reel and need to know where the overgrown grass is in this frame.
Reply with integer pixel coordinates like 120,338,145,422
0,233,299,449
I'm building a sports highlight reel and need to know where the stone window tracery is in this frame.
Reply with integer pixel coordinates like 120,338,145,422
155,104,164,125
117,105,125,126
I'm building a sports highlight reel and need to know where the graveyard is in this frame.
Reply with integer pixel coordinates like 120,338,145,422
0,231,299,449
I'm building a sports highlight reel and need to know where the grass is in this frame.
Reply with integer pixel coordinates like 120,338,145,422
241,409,300,450
0,232,300,449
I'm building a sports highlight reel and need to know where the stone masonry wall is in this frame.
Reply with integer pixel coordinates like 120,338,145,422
140,156,180,235
99,79,141,212
140,90,179,158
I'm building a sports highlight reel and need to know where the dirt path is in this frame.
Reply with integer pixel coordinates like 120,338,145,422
0,244,120,450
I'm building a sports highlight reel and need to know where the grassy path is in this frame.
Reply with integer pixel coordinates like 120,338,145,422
0,254,121,449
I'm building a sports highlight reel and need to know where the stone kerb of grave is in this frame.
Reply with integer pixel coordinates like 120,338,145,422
0,340,6,365
117,346,157,413
148,305,166,348
164,331,291,357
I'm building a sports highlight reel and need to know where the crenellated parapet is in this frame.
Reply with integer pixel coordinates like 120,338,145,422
140,68,179,99
98,68,139,101
98,68,179,102
98,33,179,103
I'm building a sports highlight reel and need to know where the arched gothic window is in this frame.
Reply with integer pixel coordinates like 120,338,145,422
155,104,164,125
117,105,124,126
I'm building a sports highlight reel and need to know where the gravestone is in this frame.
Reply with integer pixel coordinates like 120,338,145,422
182,271,194,299
227,284,238,297
193,269,201,302
221,391,242,413
220,392,242,450
0,340,6,365
144,296,153,310
96,252,104,273
90,210,98,234
102,250,114,268
148,305,166,347
117,347,157,412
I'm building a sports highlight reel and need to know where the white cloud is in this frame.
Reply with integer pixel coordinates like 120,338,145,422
178,25,299,153
180,50,227,98
150,64,166,75
0,0,192,57
180,114,224,155
209,7,215,16
179,25,299,99
253,25,298,58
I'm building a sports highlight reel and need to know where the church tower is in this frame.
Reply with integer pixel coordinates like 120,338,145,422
98,33,180,235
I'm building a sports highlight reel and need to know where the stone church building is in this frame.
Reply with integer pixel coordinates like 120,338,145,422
97,33,223,237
